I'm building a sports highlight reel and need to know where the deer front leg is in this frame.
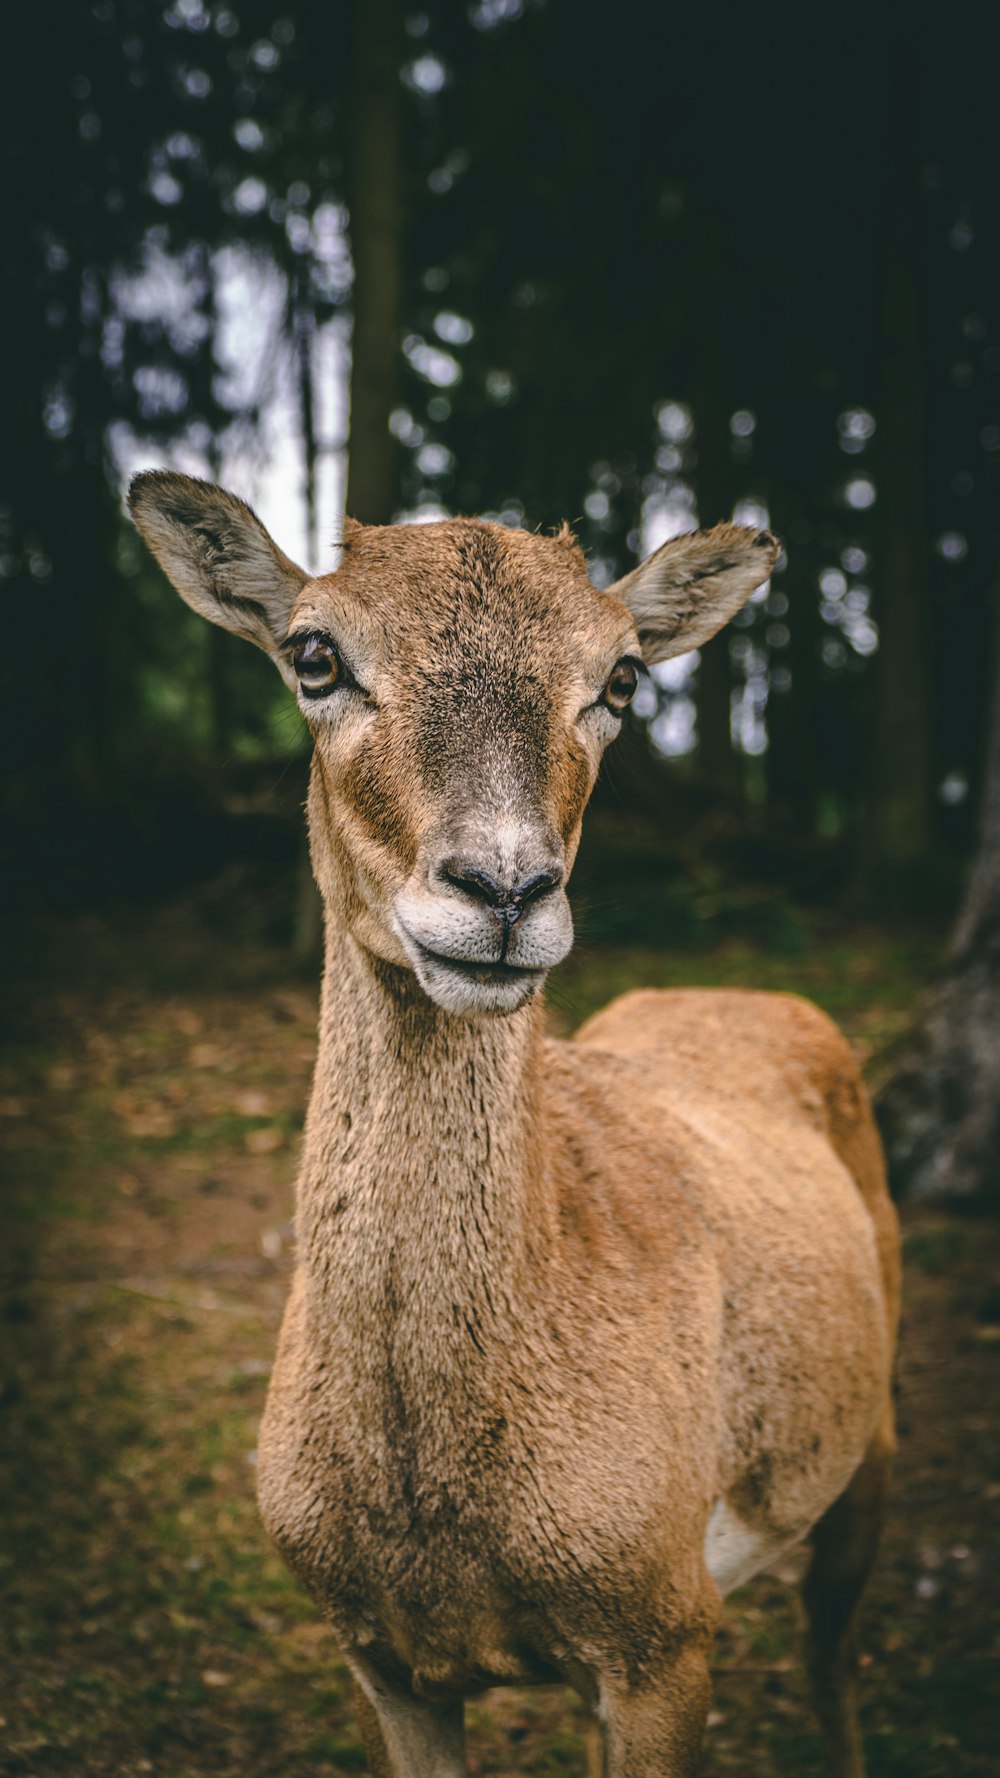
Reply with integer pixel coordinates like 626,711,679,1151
350,1666,466,1778
802,1422,895,1778
598,1640,713,1778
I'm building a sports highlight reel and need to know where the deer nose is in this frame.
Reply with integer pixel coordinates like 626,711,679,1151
439,857,562,926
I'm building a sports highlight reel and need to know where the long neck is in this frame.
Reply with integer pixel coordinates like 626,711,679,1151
297,917,554,1376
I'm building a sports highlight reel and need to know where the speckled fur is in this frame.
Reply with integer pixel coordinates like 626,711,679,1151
129,475,900,1778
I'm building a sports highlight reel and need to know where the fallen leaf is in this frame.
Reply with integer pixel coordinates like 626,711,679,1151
245,1126,284,1155
190,1043,225,1069
235,1089,271,1117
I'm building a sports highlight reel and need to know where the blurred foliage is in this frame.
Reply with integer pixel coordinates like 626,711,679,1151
2,0,999,917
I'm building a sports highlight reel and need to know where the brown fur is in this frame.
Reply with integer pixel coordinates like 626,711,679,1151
128,474,899,1778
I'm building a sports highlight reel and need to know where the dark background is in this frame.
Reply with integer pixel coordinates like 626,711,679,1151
3,0,999,920
2,3,999,1774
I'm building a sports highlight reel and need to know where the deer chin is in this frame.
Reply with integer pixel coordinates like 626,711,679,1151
391,889,573,1018
406,942,548,1018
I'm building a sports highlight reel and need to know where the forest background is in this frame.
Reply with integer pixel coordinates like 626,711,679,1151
2,2,999,1774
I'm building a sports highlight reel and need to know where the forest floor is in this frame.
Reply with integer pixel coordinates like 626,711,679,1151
2,893,998,1777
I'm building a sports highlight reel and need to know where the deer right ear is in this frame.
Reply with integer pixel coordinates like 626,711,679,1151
606,522,781,664
128,471,309,687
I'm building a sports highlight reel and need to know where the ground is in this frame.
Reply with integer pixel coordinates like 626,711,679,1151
2,895,998,1776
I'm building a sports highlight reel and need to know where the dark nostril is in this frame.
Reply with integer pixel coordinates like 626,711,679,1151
442,860,506,908
514,867,561,908
439,858,562,920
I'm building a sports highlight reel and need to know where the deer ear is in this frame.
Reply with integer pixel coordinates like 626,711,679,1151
128,471,309,686
606,523,781,664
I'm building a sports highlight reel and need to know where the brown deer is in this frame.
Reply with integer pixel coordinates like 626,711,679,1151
130,471,899,1778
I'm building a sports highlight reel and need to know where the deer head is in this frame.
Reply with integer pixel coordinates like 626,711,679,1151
130,472,778,1016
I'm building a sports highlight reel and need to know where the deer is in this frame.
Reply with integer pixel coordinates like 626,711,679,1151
130,470,900,1778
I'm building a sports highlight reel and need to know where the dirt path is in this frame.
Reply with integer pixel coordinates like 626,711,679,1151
2,945,998,1776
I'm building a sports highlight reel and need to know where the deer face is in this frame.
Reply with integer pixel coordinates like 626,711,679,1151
285,519,641,1015
130,473,778,1017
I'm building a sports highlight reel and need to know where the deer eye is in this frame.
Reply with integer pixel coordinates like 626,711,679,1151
292,634,341,699
601,658,639,714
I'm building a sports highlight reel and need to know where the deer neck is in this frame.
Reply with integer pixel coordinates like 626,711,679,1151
297,917,553,1374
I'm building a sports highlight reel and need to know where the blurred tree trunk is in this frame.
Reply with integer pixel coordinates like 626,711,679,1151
204,438,230,760
693,394,738,795
698,638,736,791
293,269,319,567
876,592,1000,1202
592,712,673,819
294,0,405,966
765,513,821,826
858,76,934,902
345,0,403,524
290,280,323,963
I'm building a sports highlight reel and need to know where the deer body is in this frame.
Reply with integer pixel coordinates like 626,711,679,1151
258,935,894,1699
130,476,899,1777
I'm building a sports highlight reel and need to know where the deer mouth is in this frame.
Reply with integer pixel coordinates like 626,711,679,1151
392,920,549,1016
416,943,546,984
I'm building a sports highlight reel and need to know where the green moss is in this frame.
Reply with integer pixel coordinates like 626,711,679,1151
903,1225,973,1277
296,1733,366,1768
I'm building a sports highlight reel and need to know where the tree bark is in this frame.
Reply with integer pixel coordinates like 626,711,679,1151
765,509,821,828
692,395,739,795
858,71,934,902
875,594,1000,1202
296,0,404,962
345,0,403,525
294,269,319,567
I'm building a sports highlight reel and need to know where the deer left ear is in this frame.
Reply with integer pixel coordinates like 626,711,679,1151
128,470,309,687
606,523,781,664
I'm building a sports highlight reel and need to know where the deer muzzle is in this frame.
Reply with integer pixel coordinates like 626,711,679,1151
391,827,573,1017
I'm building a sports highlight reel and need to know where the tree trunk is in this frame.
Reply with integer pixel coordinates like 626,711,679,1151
294,270,319,567
692,396,739,795
296,0,406,963
875,595,1000,1202
858,72,934,903
765,511,821,828
345,0,403,525
290,276,323,962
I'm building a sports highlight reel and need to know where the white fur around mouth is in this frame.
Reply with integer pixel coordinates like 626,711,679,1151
393,920,547,1015
416,942,544,983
